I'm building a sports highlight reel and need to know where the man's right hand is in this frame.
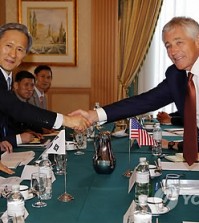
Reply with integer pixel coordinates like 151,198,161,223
0,161,14,174
68,109,99,125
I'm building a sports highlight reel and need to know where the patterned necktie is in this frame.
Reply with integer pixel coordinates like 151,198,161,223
183,72,198,165
7,77,11,90
39,96,44,107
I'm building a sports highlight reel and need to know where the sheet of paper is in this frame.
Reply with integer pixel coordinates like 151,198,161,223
128,168,136,193
161,162,199,171
21,165,56,182
162,131,179,137
1,151,35,168
21,165,39,180
123,200,135,223
163,128,184,136
19,138,51,147
42,131,60,137
183,222,199,223
165,153,199,162
0,176,22,191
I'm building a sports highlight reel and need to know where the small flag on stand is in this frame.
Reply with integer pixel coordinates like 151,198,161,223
129,117,155,147
45,130,66,154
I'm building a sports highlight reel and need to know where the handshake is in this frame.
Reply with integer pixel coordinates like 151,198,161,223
64,109,100,132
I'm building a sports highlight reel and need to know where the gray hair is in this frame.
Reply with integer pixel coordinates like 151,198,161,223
0,23,32,53
162,17,199,41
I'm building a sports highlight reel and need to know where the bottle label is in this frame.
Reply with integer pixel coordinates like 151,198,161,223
134,213,152,223
153,132,162,140
136,172,149,183
7,200,25,217
40,166,52,178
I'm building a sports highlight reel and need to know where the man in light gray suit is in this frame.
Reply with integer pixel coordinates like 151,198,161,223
29,65,52,109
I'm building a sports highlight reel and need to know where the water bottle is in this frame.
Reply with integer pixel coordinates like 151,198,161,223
152,123,162,156
134,195,152,223
135,157,150,203
7,184,25,223
39,153,52,200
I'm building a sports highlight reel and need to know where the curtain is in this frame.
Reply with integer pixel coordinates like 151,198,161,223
117,0,163,100
138,0,199,116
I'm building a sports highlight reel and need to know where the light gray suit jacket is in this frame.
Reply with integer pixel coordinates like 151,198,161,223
28,90,47,109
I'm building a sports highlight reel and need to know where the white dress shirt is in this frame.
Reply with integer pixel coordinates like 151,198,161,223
190,57,199,128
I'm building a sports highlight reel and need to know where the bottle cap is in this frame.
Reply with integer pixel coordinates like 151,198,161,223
138,194,148,204
11,184,20,191
139,157,146,163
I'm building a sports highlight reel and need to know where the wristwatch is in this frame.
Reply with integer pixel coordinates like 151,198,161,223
168,141,175,150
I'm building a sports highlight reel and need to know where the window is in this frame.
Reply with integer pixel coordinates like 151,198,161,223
138,0,199,116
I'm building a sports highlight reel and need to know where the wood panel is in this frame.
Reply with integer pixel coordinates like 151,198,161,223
47,87,91,114
0,0,6,25
91,0,118,107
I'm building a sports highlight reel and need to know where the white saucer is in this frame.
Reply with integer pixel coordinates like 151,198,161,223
147,197,169,215
112,132,128,138
65,141,77,151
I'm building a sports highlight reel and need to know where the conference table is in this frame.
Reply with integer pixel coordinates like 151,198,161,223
0,125,199,223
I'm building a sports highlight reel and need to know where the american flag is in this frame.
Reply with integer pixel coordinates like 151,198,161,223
129,117,155,146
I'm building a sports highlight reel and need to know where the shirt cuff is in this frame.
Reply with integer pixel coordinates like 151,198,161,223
53,113,63,129
96,107,107,124
16,134,22,145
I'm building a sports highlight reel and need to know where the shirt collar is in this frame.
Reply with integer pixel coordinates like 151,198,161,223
0,67,12,82
34,86,44,97
190,57,199,77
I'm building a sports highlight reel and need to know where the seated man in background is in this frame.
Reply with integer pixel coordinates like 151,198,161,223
1,70,42,147
28,65,52,109
157,111,183,126
28,65,55,134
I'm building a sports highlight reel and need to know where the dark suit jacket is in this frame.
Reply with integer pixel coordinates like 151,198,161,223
103,64,187,122
0,70,57,146
169,111,183,126
1,92,44,146
0,89,56,132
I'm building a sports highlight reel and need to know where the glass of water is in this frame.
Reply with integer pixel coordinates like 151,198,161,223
165,174,180,201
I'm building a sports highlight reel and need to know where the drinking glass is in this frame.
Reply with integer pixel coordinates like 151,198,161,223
30,172,47,208
165,174,180,201
54,154,66,175
74,132,85,155
0,212,16,223
86,126,95,141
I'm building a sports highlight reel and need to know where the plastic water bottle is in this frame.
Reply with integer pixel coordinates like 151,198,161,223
7,185,25,223
152,123,162,156
39,153,52,200
135,157,150,203
134,195,152,223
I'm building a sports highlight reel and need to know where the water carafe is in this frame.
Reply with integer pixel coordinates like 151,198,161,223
93,131,116,174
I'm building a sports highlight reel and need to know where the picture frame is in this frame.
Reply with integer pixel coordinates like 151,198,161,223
18,0,77,66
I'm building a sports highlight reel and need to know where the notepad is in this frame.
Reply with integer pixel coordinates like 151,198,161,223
1,151,35,168
19,138,51,148
165,153,199,162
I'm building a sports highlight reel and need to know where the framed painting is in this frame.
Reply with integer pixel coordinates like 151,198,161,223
18,0,77,66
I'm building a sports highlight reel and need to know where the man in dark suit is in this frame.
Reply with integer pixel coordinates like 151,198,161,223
0,22,89,133
71,17,199,158
0,22,89,173
1,70,42,147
